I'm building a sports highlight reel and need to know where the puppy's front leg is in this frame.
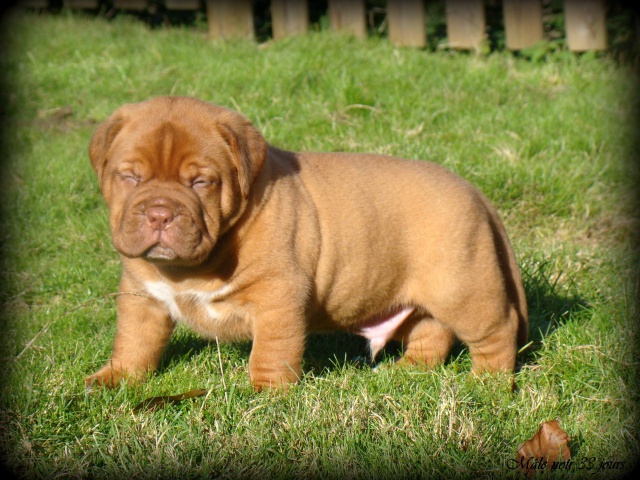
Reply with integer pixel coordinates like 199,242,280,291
248,304,306,391
86,287,174,389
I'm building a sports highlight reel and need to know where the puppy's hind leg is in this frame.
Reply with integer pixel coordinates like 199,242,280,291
396,316,457,368
454,305,521,374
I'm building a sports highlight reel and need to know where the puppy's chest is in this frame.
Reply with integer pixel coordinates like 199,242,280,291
143,280,251,341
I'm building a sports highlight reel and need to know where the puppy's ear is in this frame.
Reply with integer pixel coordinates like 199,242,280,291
89,113,125,183
217,119,267,198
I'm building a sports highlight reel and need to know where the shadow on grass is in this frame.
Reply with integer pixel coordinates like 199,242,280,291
158,327,371,378
156,258,587,378
158,332,251,374
518,259,589,366
304,331,373,374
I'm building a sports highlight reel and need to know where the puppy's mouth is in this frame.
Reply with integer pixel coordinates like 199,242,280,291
144,244,178,262
113,194,218,266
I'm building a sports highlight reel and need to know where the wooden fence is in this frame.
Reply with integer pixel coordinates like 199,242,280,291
17,0,610,51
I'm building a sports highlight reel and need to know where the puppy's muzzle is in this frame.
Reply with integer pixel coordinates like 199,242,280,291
135,197,186,262
144,204,177,261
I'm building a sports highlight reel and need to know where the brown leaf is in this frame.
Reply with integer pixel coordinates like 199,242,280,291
133,388,208,413
516,420,571,477
37,105,73,120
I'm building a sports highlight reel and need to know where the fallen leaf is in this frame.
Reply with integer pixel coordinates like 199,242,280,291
133,388,208,413
516,420,571,477
37,105,73,120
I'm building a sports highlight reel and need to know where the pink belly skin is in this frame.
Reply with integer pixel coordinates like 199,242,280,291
352,307,415,359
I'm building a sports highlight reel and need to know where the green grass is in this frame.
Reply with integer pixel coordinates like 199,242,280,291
1,9,639,479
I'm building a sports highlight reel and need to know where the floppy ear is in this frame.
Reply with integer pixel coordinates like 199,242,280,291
89,113,125,184
217,118,267,199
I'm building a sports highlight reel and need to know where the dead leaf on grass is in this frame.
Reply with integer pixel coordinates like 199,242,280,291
37,105,73,120
516,420,571,477
133,388,208,413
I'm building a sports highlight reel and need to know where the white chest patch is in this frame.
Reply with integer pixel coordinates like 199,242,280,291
144,281,184,321
142,280,252,342
143,280,235,322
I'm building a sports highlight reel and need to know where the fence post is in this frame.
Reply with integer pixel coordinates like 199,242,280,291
387,0,426,47
564,0,607,51
503,0,543,50
206,0,254,40
63,0,99,7
16,0,49,6
165,0,201,9
271,0,309,39
112,0,147,9
445,0,486,50
328,0,366,38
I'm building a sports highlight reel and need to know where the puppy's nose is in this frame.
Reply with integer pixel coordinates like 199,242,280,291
146,205,174,230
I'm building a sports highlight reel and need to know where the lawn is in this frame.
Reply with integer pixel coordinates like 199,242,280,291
0,8,638,479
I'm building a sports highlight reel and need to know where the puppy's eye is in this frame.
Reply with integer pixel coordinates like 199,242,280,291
117,171,140,187
191,178,216,190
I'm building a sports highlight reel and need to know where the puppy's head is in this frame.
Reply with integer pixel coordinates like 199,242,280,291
89,96,267,266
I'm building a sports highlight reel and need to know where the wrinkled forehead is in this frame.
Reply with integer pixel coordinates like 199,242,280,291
109,107,229,178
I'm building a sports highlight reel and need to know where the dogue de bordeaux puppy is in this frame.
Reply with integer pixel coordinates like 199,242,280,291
86,96,527,390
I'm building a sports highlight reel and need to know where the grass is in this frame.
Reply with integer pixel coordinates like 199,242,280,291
1,8,639,479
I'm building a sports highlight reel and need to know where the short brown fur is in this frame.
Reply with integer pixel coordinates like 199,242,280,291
86,97,527,390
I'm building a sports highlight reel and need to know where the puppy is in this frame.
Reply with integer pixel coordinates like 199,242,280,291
86,96,527,390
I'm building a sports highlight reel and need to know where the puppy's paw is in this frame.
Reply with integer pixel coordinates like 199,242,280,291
85,364,147,391
250,374,298,392
249,366,301,392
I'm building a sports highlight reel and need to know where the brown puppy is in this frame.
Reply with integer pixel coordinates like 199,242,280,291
86,96,527,390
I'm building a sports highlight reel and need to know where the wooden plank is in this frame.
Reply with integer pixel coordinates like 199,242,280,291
63,0,99,8
206,0,254,40
16,0,50,7
113,0,147,9
503,0,543,50
271,0,309,39
328,0,366,39
165,0,201,9
444,0,485,50
387,0,426,47
564,0,607,51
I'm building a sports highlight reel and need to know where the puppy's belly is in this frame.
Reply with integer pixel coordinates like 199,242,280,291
144,281,252,341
